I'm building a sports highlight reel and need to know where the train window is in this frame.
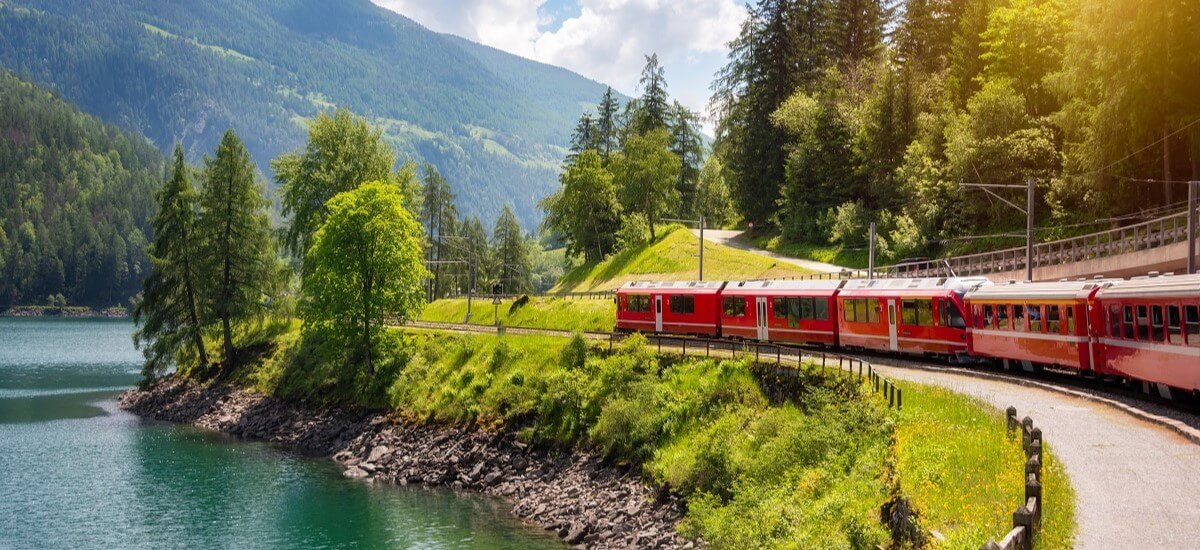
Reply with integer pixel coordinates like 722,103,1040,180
1013,305,1026,332
919,300,934,326
670,295,695,315
1186,305,1200,348
772,298,787,319
1150,306,1165,342
1167,306,1183,345
788,298,803,326
797,298,811,320
1047,305,1061,333
902,300,918,325
940,300,966,329
844,300,857,323
813,299,829,321
1136,306,1149,340
723,297,746,317
867,300,881,323
627,295,651,313
982,305,994,329
1066,306,1075,333
1030,305,1044,333
998,305,1011,330
1123,306,1135,339
1109,305,1122,338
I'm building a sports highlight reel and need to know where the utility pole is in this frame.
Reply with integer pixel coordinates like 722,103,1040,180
1189,180,1197,275
868,222,876,280
959,180,1036,281
1026,178,1035,282
699,215,705,281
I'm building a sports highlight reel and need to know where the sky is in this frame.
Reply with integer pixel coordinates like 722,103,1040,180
371,0,749,129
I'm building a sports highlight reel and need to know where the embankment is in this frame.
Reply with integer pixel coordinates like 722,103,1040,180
120,377,690,549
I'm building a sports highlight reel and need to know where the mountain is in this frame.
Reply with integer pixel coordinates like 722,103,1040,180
0,0,618,228
0,70,163,307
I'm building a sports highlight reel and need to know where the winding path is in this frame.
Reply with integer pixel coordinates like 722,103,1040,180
868,362,1200,549
692,229,846,273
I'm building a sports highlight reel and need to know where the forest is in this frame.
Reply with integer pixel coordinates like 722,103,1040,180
709,0,1200,261
0,71,162,308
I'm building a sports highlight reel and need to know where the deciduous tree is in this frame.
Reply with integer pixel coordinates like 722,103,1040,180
612,129,681,241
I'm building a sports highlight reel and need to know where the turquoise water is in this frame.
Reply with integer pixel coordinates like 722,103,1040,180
0,318,560,549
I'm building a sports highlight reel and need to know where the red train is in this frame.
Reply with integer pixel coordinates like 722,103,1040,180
615,274,1200,397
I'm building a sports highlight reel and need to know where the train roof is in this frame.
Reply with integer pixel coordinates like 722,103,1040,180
966,279,1111,301
1098,273,1200,300
838,277,992,296
619,281,726,293
722,279,847,294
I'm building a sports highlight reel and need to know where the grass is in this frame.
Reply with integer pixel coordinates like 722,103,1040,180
553,226,815,293
893,383,1075,549
418,296,615,332
184,321,1073,548
748,231,871,269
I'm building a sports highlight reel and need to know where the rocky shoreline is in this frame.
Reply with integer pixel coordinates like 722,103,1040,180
119,377,692,549
1,306,128,318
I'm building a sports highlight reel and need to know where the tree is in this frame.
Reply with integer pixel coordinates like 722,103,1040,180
491,204,532,295
596,87,622,162
612,129,681,241
274,109,397,261
567,111,599,163
829,0,890,65
133,146,208,381
634,54,670,134
696,155,735,227
461,216,493,292
303,182,428,374
420,163,457,300
670,101,706,217
198,130,283,368
543,150,623,262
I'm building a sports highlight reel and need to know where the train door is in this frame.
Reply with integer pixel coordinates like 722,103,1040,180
887,299,899,351
654,295,663,333
756,297,769,340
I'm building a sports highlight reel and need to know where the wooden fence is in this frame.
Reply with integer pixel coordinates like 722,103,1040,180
981,406,1045,550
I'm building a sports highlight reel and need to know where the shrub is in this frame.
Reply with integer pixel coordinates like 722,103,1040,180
560,332,589,370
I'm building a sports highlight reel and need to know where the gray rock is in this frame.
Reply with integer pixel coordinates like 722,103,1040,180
343,467,368,479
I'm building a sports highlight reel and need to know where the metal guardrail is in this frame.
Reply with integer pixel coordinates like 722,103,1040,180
876,209,1193,279
982,407,1045,550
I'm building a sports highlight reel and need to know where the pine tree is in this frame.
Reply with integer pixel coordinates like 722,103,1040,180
491,205,532,295
567,111,599,163
133,145,208,382
420,163,457,301
829,0,890,65
634,54,670,134
198,130,282,368
670,101,705,217
596,87,622,163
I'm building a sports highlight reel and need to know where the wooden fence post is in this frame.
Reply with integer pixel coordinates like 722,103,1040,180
897,388,903,410
1012,505,1034,550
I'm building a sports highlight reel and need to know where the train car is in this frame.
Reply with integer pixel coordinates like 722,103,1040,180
719,280,846,345
965,280,1111,373
615,281,726,337
1095,273,1200,395
837,277,991,359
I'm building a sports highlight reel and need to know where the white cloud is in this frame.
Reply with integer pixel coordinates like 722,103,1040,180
373,0,746,121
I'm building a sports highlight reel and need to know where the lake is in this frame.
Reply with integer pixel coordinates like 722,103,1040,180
0,317,560,549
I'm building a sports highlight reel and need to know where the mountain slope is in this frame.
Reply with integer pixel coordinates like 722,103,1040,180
0,0,616,227
0,70,163,307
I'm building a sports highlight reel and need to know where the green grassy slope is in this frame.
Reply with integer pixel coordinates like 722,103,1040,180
418,296,615,333
0,0,619,227
554,227,816,292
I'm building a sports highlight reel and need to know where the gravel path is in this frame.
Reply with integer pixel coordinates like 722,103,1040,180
869,361,1200,549
691,229,847,273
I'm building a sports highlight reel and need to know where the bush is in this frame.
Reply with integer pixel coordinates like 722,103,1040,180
560,332,589,370
828,201,869,247
616,212,651,250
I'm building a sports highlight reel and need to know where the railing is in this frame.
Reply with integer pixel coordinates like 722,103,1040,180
873,209,1194,280
982,406,1045,550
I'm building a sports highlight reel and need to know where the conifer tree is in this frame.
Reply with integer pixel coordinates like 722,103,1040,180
596,87,621,163
670,101,705,217
133,145,208,381
491,205,532,295
634,54,670,134
198,130,282,368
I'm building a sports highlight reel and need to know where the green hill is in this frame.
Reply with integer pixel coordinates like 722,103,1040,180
553,227,817,293
0,0,619,228
0,71,164,307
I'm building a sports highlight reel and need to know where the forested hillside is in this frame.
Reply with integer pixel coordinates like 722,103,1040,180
0,0,616,228
711,0,1200,261
0,71,163,307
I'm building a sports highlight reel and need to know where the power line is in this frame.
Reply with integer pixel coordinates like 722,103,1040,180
1068,116,1200,179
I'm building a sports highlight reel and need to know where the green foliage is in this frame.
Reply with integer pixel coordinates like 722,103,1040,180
198,130,284,367
492,205,533,295
302,182,428,374
274,109,403,261
134,146,209,380
0,0,622,228
0,70,163,307
695,155,735,228
541,150,622,262
613,129,681,241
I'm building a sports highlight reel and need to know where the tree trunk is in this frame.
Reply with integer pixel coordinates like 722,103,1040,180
362,266,374,376
183,258,207,367
222,315,233,369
